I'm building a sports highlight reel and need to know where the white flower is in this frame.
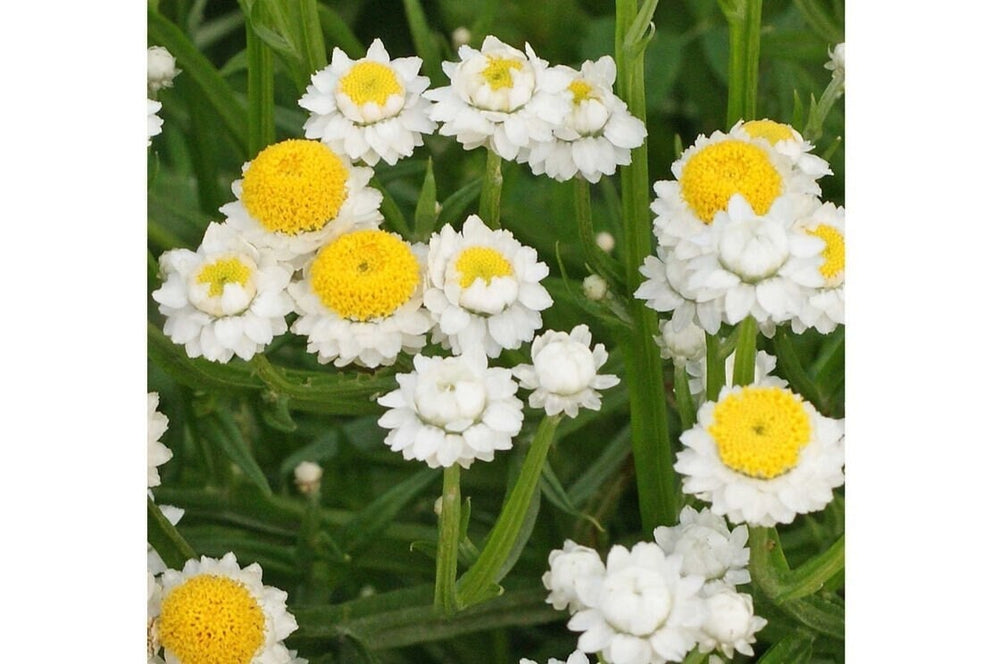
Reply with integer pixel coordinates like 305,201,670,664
294,461,323,495
300,39,437,166
148,392,171,489
148,99,163,146
582,274,608,301
543,540,607,613
696,582,767,658
152,222,295,363
377,353,524,469
654,319,706,366
148,571,163,663
634,246,724,335
154,552,299,664
289,230,432,368
651,129,823,250
513,324,620,418
731,119,831,180
790,201,845,334
525,56,646,183
653,506,750,586
521,651,591,664
148,46,180,93
674,379,845,527
567,542,705,664
424,35,572,161
424,214,553,357
220,139,382,267
825,43,845,92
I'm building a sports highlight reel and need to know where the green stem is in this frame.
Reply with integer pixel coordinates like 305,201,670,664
774,534,845,603
732,317,758,386
574,178,625,288
680,650,710,664
245,12,275,156
673,361,696,431
743,0,762,121
748,526,790,598
803,74,845,142
773,327,826,411
750,526,845,604
616,0,677,533
720,0,763,126
434,465,462,615
478,149,504,229
457,415,561,607
705,333,725,402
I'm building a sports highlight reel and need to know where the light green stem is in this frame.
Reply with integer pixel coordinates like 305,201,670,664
705,333,725,402
749,527,845,604
673,361,696,431
434,465,462,615
720,0,763,126
574,178,625,288
245,16,275,155
478,149,503,229
732,317,758,386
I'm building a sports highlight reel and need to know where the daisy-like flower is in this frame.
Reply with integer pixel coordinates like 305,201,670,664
521,651,590,664
220,139,382,266
653,506,750,586
543,540,607,613
377,352,524,469
289,229,432,367
424,35,572,161
674,378,845,527
148,392,171,489
513,324,620,418
299,38,436,166
695,582,767,659
148,99,163,146
153,552,299,664
731,119,831,180
567,542,705,664
651,128,823,249
525,56,646,183
424,214,553,357
634,246,724,334
148,46,180,94
152,222,295,363
790,201,845,334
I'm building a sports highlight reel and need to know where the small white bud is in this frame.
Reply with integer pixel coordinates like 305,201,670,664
147,46,180,93
582,274,608,301
294,461,323,495
452,27,472,48
595,231,615,253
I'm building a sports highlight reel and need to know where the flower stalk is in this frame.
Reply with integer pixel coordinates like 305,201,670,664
434,464,462,615
478,149,504,229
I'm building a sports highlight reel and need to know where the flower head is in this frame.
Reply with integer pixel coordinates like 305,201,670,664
675,379,845,526
654,319,706,366
220,139,382,266
695,582,767,658
513,324,620,418
300,39,436,166
790,201,845,334
424,35,572,161
731,119,831,180
152,222,295,363
424,214,553,357
148,392,171,489
543,540,607,612
653,506,750,586
525,56,646,183
148,46,180,94
377,353,524,468
289,229,432,367
153,552,299,664
634,246,724,335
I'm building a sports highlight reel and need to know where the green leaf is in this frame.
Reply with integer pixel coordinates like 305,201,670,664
205,413,273,495
402,0,445,87
779,594,845,640
414,158,439,241
371,177,412,238
438,178,483,228
256,390,297,432
758,631,815,664
338,468,439,553
540,462,602,531
147,497,197,569
316,3,365,58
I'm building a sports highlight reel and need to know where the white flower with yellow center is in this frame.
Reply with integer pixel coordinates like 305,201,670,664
790,201,845,334
674,379,845,526
521,651,591,664
513,324,620,418
424,214,553,357
154,552,299,664
731,119,831,180
289,229,432,368
424,35,572,161
651,129,822,249
635,246,724,335
653,506,750,587
377,352,524,469
148,392,171,489
525,56,646,183
567,542,706,664
695,582,767,659
220,139,382,266
299,39,437,166
152,222,295,363
148,99,163,147
543,540,607,613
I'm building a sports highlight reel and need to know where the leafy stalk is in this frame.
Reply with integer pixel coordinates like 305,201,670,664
574,178,625,289
718,0,763,126
434,465,462,615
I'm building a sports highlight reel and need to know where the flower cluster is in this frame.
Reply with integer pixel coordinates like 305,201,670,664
542,507,766,664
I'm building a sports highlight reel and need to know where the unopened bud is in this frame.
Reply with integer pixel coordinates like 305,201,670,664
294,461,323,495
147,46,180,93
582,274,608,301
595,231,615,253
452,27,472,48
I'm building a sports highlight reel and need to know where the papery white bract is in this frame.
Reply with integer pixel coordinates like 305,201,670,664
653,506,750,586
543,540,606,613
695,582,767,658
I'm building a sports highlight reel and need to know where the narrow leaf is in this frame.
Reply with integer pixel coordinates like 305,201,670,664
414,158,439,241
205,414,273,495
758,631,814,664
147,497,197,569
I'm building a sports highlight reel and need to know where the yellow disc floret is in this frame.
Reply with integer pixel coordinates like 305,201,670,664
310,230,420,321
569,79,595,104
482,56,524,90
809,224,845,282
340,61,403,107
241,139,349,235
455,247,514,288
679,140,783,223
741,119,796,145
708,386,812,479
197,257,252,297
158,574,265,664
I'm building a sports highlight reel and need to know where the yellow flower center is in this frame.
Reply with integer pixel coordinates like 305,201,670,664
158,575,265,664
241,139,349,235
708,386,812,479
196,258,252,297
809,224,845,282
741,119,796,144
455,247,513,288
679,140,783,223
482,56,523,90
310,230,420,321
569,79,595,104
339,61,403,107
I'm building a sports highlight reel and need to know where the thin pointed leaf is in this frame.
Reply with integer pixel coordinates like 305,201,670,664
205,414,272,495
147,497,197,569
758,631,814,664
338,468,439,553
414,158,439,241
